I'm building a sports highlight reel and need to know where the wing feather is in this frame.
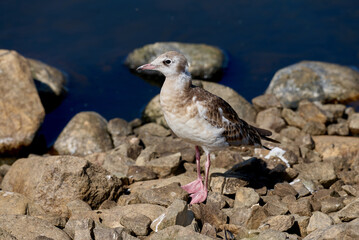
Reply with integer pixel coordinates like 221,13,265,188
190,86,268,147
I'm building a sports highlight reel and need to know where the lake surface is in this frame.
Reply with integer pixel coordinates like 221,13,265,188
1,0,359,146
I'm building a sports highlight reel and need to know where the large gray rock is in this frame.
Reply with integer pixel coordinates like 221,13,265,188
0,50,45,154
28,58,67,111
125,42,226,81
266,61,359,108
0,215,71,240
143,80,257,126
1,155,122,216
28,58,66,97
54,111,113,156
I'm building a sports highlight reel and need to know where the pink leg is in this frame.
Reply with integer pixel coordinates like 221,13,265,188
186,152,210,204
181,146,203,194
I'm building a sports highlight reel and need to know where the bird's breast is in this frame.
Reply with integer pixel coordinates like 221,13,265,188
160,93,228,150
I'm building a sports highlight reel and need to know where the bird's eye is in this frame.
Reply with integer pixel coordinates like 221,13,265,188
163,59,171,65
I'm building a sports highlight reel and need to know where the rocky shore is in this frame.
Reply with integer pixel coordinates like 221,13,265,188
1,43,359,239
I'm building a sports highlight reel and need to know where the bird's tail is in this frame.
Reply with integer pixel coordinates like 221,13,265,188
254,127,281,147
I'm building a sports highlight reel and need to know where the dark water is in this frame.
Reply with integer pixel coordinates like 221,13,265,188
1,1,359,147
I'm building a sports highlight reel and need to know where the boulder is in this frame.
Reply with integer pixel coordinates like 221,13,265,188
54,111,113,156
125,42,226,81
0,49,45,154
1,155,122,216
0,215,71,240
28,58,67,111
266,61,359,108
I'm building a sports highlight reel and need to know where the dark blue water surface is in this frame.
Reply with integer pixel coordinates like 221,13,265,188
1,1,359,146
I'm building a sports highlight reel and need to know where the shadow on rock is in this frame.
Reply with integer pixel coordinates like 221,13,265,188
211,157,290,192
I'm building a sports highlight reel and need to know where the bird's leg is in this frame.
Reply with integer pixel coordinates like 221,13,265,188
181,146,203,194
204,152,211,191
187,152,210,204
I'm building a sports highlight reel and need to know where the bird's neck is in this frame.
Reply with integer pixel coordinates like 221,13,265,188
161,72,192,96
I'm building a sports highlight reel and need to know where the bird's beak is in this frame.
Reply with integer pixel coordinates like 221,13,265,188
136,63,156,71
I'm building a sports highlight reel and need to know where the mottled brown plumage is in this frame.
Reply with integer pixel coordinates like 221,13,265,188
137,51,279,204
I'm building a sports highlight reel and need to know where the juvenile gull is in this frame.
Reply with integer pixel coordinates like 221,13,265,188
137,51,279,204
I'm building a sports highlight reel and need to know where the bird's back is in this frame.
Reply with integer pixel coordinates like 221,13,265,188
161,83,277,152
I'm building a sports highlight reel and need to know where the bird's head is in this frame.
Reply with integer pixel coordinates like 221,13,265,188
136,51,190,77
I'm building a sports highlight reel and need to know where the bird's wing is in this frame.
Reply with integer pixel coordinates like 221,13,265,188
191,86,264,147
